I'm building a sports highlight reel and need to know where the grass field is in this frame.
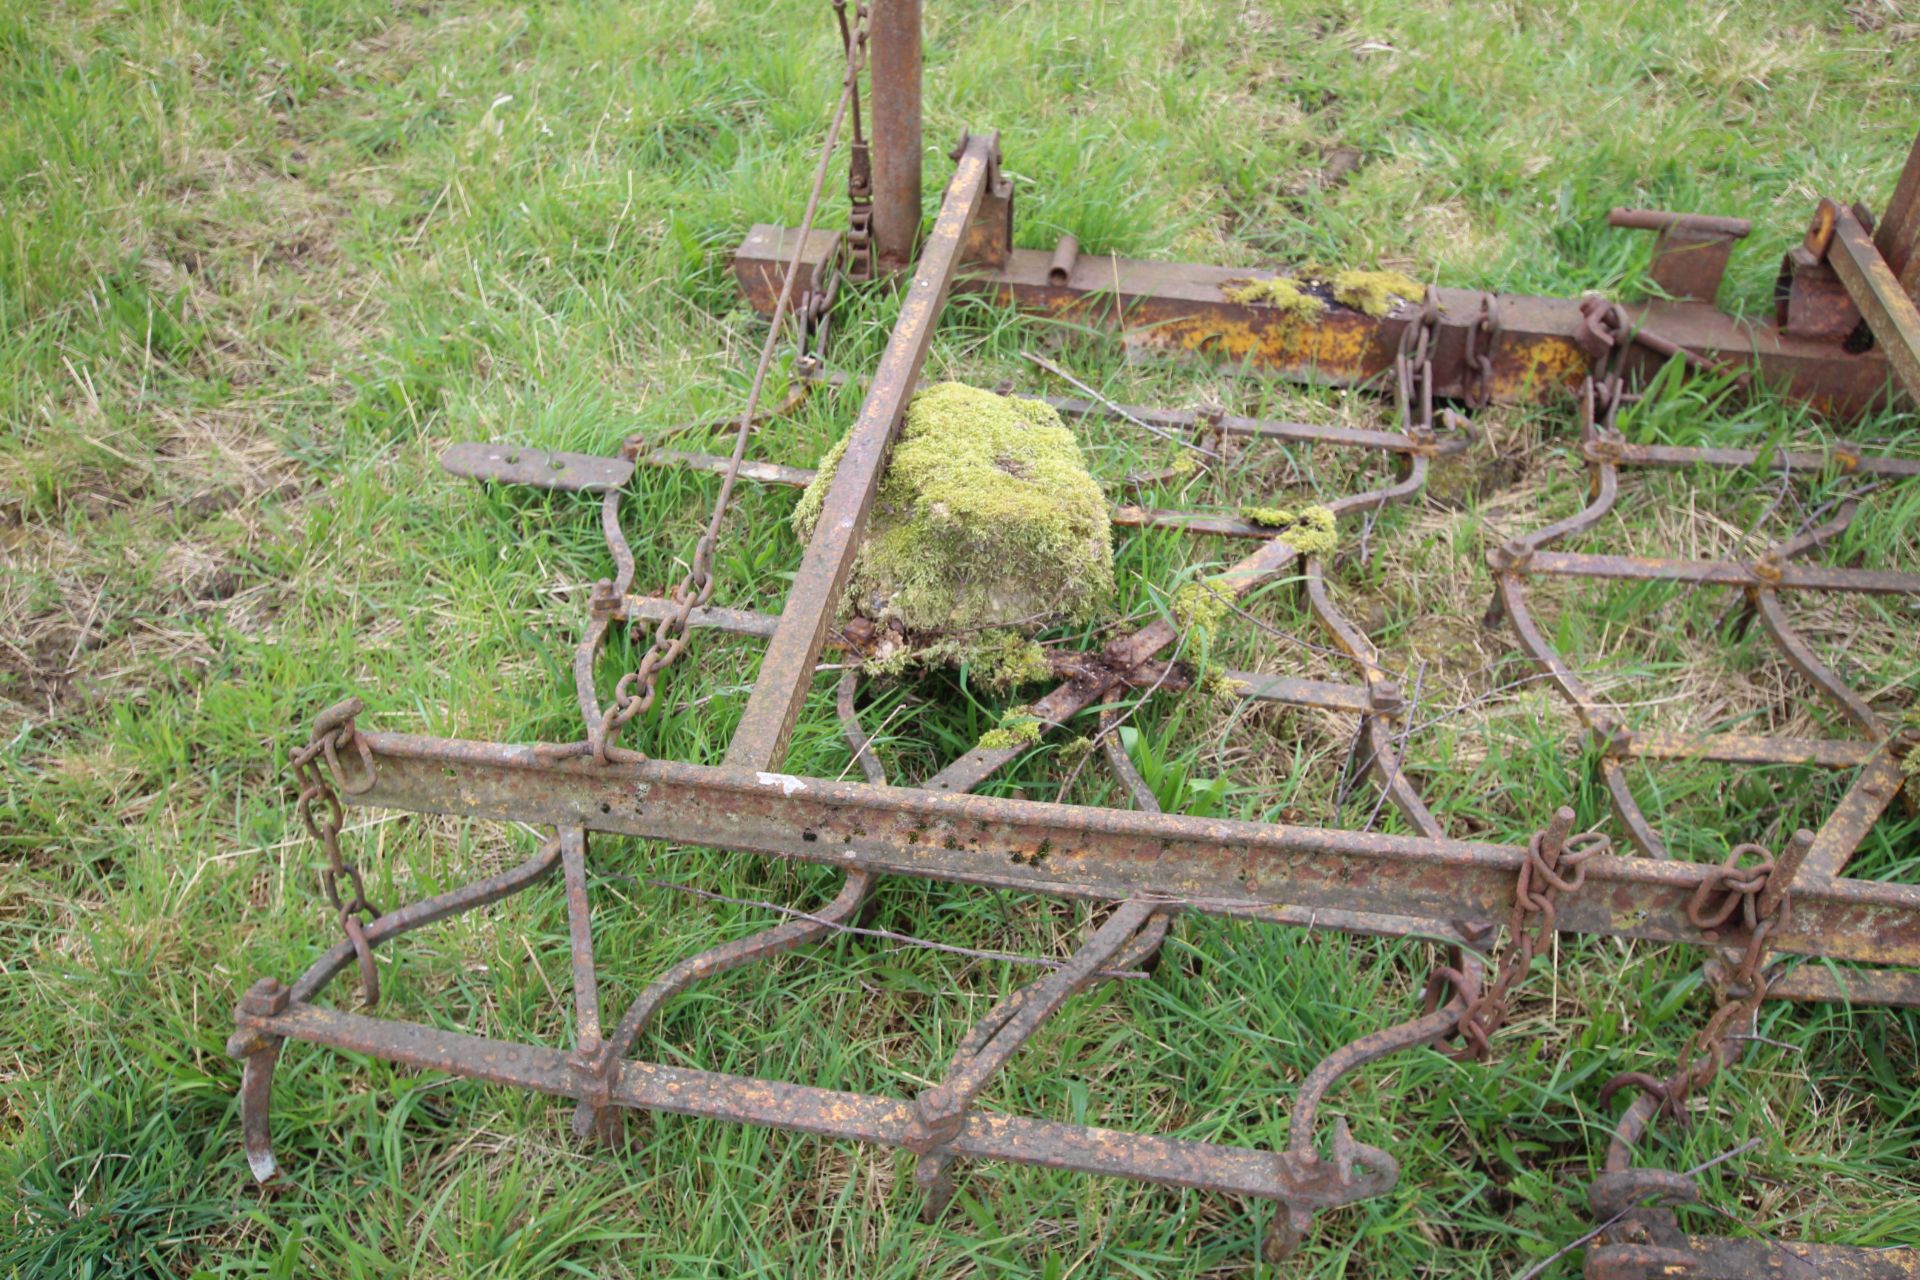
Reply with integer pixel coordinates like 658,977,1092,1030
4,0,1920,1275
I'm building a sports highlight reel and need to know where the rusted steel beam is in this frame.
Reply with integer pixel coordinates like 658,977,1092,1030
1524,549,1920,596
1873,127,1920,302
557,827,601,1055
1830,205,1920,407
1583,1212,1920,1279
638,447,1287,538
337,731,1920,969
727,135,1000,771
868,0,922,272
1797,751,1906,884
1042,397,1462,456
1624,730,1882,769
237,1001,1393,1209
732,227,1903,418
441,443,635,493
1600,439,1920,479
611,592,1369,712
1759,963,1920,1009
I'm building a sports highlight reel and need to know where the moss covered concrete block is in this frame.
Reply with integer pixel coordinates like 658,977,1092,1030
794,382,1115,641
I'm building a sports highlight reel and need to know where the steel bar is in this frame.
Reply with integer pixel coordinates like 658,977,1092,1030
1523,550,1920,596
612,593,1372,713
732,228,1905,418
1760,963,1920,1008
637,446,1288,538
236,1001,1391,1208
558,826,601,1053
1796,751,1906,884
441,443,635,493
867,0,923,272
727,135,998,771
1602,439,1920,479
1830,206,1920,406
1873,127,1920,299
334,731,1920,968
1624,729,1882,769
1044,396,1464,456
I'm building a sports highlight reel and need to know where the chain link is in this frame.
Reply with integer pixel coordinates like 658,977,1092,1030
288,697,381,1004
1462,292,1501,410
558,5,870,766
1599,843,1790,1121
1394,293,1441,440
1425,808,1612,1061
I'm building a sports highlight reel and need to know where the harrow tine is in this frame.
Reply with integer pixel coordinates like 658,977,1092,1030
908,899,1165,1218
228,834,567,1180
570,869,876,1145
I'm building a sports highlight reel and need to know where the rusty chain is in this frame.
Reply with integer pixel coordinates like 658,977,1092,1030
552,5,869,766
1424,807,1612,1061
1598,843,1792,1121
1393,293,1441,439
288,697,381,1004
1462,292,1501,410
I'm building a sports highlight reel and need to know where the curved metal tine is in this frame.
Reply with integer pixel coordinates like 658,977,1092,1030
836,668,888,784
1300,557,1447,838
1296,449,1449,839
1266,946,1484,1261
575,675,897,1142
1769,496,1860,563
1486,449,1623,723
912,899,1163,1218
236,837,567,1182
291,838,565,1005
1751,589,1882,738
238,1040,284,1182
1100,707,1160,813
572,867,875,1142
1517,446,1620,553
540,489,638,762
1602,757,1669,859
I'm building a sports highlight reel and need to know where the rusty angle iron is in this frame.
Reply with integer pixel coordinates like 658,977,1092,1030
233,3,1920,1272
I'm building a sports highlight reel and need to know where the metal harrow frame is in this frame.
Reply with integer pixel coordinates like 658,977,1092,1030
231,4,1920,1272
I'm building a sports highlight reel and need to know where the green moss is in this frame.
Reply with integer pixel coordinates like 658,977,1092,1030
796,382,1114,636
1169,452,1201,477
1236,503,1338,554
1221,275,1326,318
978,705,1044,752
1330,269,1425,318
1172,577,1232,637
1056,735,1096,765
1195,661,1247,702
972,630,1055,691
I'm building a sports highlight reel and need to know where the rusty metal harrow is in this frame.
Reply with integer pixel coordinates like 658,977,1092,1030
231,4,1920,1273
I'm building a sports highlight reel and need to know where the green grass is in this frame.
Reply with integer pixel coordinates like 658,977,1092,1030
3,0,1919,1275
